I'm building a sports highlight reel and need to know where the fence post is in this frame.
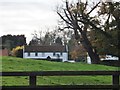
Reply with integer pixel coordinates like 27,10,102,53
112,75,119,90
29,76,36,87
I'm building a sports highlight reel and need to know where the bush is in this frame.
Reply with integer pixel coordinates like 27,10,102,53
11,46,24,58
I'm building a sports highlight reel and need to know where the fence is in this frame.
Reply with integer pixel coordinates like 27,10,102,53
1,71,120,90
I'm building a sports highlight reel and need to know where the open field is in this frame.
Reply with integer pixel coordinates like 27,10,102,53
1,56,119,86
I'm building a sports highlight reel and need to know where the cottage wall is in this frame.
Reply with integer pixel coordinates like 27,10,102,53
23,52,68,62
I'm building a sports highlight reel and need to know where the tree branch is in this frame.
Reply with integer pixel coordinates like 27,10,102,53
57,12,72,26
84,17,112,38
106,13,111,24
78,15,112,38
64,9,72,22
87,2,100,15
58,26,74,31
66,1,74,21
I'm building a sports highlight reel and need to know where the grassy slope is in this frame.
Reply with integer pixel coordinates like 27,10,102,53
1,56,119,86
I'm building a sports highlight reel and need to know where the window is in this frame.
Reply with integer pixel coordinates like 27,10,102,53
53,52,55,56
60,52,62,56
28,52,30,56
35,52,38,56
57,54,60,59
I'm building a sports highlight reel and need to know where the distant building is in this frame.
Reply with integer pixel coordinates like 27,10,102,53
87,54,119,64
23,45,68,62
101,55,119,61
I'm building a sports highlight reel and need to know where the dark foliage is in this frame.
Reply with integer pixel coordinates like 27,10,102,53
1,34,27,50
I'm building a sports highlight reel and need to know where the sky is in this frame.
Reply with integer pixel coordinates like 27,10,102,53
0,0,63,43
0,0,119,44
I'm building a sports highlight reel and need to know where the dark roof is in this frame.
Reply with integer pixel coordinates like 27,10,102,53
24,45,67,52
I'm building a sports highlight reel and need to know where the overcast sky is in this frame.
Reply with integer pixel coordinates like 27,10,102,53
0,0,63,43
0,0,119,43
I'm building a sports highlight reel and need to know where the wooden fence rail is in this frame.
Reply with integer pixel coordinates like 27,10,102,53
0,71,120,90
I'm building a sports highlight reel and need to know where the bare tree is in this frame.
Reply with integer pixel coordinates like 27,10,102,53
56,0,110,64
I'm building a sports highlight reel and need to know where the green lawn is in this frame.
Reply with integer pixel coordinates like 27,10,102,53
1,56,119,86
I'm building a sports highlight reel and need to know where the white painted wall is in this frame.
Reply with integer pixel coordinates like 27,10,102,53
62,53,68,62
87,56,91,64
87,55,119,64
101,55,119,60
23,52,68,62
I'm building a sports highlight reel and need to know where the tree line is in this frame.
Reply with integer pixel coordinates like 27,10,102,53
1,34,26,50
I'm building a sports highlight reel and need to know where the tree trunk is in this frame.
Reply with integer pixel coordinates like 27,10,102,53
80,31,100,64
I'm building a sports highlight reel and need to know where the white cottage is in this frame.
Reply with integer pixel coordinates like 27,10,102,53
23,45,68,62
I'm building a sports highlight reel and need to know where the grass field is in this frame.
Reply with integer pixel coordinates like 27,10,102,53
1,56,119,86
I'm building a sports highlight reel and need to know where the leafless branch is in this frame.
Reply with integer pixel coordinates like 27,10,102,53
84,1,88,11
58,26,74,31
57,12,72,26
87,1,100,15
66,1,74,21
106,13,111,25
64,9,72,22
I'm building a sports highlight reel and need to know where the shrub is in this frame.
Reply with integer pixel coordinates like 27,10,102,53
11,46,24,58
